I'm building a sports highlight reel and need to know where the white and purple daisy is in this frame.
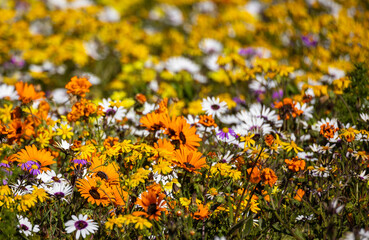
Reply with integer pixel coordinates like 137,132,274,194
201,97,228,118
17,215,40,237
47,182,73,201
216,127,237,140
21,161,41,176
65,214,99,240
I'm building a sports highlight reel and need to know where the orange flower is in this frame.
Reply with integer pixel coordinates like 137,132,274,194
90,156,120,186
6,119,34,143
15,82,44,104
65,76,92,97
274,98,303,120
135,93,147,104
77,176,114,206
111,185,129,207
140,112,163,132
198,115,217,128
294,189,305,201
172,117,202,151
103,137,119,149
11,145,55,172
133,187,167,221
247,167,261,184
193,204,210,220
173,147,207,174
320,123,339,139
264,134,275,146
261,168,277,187
285,157,306,172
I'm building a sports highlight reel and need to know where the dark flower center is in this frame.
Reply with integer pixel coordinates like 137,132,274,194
96,171,108,181
20,224,29,231
54,192,65,198
211,104,220,110
52,176,61,182
106,108,116,116
184,162,195,169
89,187,101,199
16,126,22,134
179,132,186,144
147,203,157,215
75,220,88,230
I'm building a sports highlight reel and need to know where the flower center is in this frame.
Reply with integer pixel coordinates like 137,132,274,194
31,164,39,169
222,127,229,133
211,104,220,110
96,171,108,181
54,192,65,198
147,203,157,215
75,220,88,230
20,224,29,231
89,187,101,199
52,176,61,182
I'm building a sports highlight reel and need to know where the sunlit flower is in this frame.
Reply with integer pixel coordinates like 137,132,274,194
17,215,40,237
202,97,228,118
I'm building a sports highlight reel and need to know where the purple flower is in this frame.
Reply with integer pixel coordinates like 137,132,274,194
233,97,246,105
217,127,237,140
72,159,87,165
239,47,256,57
301,35,318,47
272,89,283,100
22,161,41,176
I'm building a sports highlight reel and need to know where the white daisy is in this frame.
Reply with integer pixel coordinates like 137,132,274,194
199,38,223,54
165,56,200,74
360,113,369,122
47,182,73,201
37,170,66,186
55,140,72,150
0,84,18,100
201,97,228,118
295,102,314,120
248,103,283,128
17,215,40,237
65,214,99,240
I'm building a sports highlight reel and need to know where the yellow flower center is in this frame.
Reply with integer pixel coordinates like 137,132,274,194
318,167,326,172
222,127,229,133
31,164,39,169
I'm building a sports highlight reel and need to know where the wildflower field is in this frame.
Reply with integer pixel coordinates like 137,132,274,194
1,0,369,239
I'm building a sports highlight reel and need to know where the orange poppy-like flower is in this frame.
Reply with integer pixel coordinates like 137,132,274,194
11,145,55,172
198,115,217,128
285,157,306,172
6,119,34,143
135,93,147,104
320,122,339,139
65,76,92,98
103,137,119,149
140,112,163,132
15,82,45,104
77,176,114,206
193,204,210,220
67,98,102,122
155,98,168,114
247,167,261,184
90,156,120,186
173,147,207,174
274,98,303,120
264,134,275,146
294,189,305,201
261,168,278,187
133,187,167,221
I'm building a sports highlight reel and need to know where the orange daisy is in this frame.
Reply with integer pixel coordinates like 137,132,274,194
90,156,120,186
15,82,45,104
6,119,34,143
173,147,207,174
193,204,210,220
140,112,163,132
133,187,167,221
11,145,55,172
77,176,114,206
65,76,92,98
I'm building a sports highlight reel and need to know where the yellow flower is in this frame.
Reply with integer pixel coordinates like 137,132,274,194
153,160,173,175
134,217,152,230
0,104,13,123
240,133,255,148
283,141,303,154
180,197,191,207
56,124,74,139
36,132,51,149
32,186,48,202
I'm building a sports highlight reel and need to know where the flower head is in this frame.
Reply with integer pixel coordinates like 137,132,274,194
65,214,98,240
